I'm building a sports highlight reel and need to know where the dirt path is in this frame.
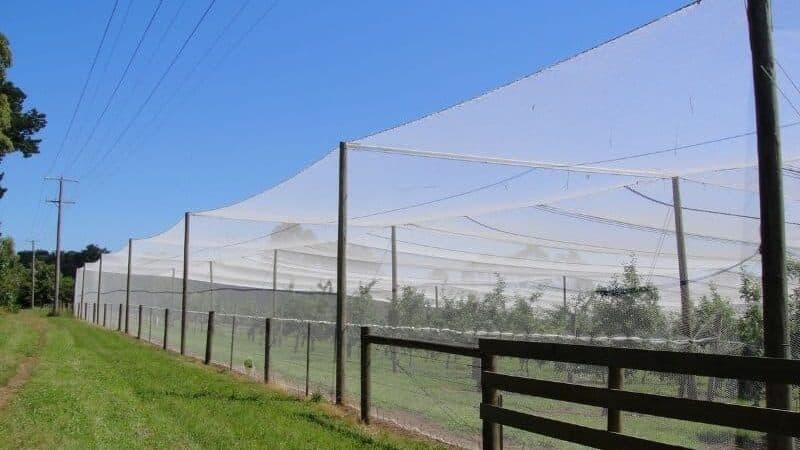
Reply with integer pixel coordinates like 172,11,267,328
0,316,47,410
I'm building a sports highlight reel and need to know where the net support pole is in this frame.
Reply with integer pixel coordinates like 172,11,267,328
746,2,792,449
360,326,370,423
125,239,132,334
163,308,169,350
180,212,190,356
80,266,86,319
264,318,271,383
137,305,142,339
391,226,398,305
96,255,103,324
335,141,348,405
672,177,696,399
272,249,278,317
435,286,439,309
208,261,214,312
205,311,214,365
562,275,567,308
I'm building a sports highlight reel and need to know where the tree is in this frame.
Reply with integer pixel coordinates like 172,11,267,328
0,33,47,197
589,259,666,338
692,284,736,401
736,273,763,403
0,237,25,310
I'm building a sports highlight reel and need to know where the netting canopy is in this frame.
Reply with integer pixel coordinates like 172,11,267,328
71,1,800,446
75,0,800,330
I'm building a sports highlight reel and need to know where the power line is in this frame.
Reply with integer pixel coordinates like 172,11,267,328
63,0,165,175
79,0,218,179
44,0,120,176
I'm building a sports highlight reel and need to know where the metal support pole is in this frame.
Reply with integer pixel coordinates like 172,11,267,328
481,354,500,450
103,303,107,328
264,318,271,382
137,305,143,339
360,326,371,423
305,322,311,396
163,308,169,350
672,177,697,399
747,1,792,448
96,256,103,324
205,311,215,364
181,212,190,355
607,366,623,433
335,141,348,405
125,239,133,334
117,304,122,331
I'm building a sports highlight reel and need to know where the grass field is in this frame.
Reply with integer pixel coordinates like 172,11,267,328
0,310,445,450
116,308,776,450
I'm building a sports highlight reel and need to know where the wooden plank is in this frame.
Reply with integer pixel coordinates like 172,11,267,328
484,372,800,437
365,334,480,358
479,339,800,384
480,404,691,450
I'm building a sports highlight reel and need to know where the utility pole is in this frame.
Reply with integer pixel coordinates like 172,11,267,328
45,176,77,314
746,1,792,449
27,240,36,309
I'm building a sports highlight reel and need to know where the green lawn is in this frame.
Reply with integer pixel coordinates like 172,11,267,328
0,309,42,386
0,310,445,450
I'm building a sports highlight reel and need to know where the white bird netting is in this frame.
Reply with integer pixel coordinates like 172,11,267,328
73,0,800,448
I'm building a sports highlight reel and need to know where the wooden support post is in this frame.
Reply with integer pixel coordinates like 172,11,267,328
264,318,271,383
360,327,371,423
80,266,86,319
335,141,348,405
208,261,214,312
96,256,103,324
607,366,623,433
102,303,107,328
125,238,132,334
137,305,143,339
163,308,169,350
747,2,793,449
229,313,237,370
205,311,215,365
117,303,122,331
180,212,190,355
305,322,311,396
481,354,500,450
672,177,697,399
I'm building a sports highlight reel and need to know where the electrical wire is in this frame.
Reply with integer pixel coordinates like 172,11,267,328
78,0,218,179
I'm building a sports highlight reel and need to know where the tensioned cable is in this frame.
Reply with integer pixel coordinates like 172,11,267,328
63,0,165,175
761,65,800,120
647,209,672,284
624,184,800,226
534,205,763,247
79,0,218,179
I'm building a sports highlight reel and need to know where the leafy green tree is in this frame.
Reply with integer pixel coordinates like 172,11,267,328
737,273,763,403
692,284,736,400
0,33,47,197
0,238,25,310
589,259,666,338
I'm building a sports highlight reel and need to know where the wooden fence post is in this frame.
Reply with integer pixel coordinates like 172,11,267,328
360,326,371,423
163,308,169,350
264,318,271,383
229,314,237,370
137,305,142,339
205,311,215,365
607,366,623,432
481,353,500,450
305,322,311,396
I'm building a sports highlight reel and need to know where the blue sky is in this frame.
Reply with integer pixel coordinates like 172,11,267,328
0,0,690,252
